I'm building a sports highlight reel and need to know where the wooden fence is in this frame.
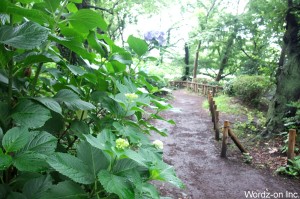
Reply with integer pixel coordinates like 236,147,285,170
207,91,247,158
170,81,297,162
169,81,223,97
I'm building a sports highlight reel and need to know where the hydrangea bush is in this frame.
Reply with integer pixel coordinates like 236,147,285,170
0,1,183,198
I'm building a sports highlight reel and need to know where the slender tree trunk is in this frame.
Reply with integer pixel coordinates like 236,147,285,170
193,40,201,81
265,0,300,134
215,23,238,81
183,43,190,80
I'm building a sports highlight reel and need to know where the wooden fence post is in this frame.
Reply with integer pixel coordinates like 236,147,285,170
215,111,220,140
228,128,247,153
211,100,215,123
212,87,216,97
287,129,296,160
221,121,229,158
213,105,217,130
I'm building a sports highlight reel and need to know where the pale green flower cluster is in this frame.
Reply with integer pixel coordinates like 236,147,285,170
116,138,129,150
125,93,138,101
152,140,163,150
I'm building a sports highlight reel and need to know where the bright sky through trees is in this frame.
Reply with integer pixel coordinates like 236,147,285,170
124,0,249,52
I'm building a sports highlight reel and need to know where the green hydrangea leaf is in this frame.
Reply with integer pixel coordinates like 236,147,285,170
98,170,134,199
150,161,184,189
22,175,52,199
2,127,30,153
47,152,94,184
20,131,57,155
77,141,110,179
31,97,62,115
0,21,48,50
127,35,148,57
0,153,12,170
13,151,49,172
41,181,87,199
68,9,107,33
12,100,52,129
54,89,95,111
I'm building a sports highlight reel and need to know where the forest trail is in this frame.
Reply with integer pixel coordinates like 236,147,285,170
152,89,300,199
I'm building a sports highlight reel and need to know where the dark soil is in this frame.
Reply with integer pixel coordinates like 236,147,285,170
152,89,300,199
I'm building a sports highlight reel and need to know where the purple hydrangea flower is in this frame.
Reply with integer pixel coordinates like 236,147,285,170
144,30,166,46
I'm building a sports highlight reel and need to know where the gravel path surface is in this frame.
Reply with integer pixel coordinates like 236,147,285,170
152,89,300,199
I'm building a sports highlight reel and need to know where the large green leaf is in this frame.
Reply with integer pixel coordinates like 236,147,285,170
66,64,87,76
0,128,3,147
127,35,148,57
83,134,106,151
87,31,107,56
0,102,10,131
13,151,49,172
54,89,95,111
0,152,12,170
12,100,52,129
70,120,90,138
41,181,87,199
0,21,48,50
150,161,184,189
2,127,30,153
0,1,53,25
124,149,147,167
32,97,62,115
7,192,27,199
113,122,148,144
140,183,160,199
49,34,96,62
15,52,61,66
47,152,94,184
16,0,43,3
0,44,13,66
44,0,61,13
110,52,132,65
69,0,83,4
98,170,134,199
77,141,110,179
112,158,139,174
68,9,107,33
21,131,57,155
22,175,52,199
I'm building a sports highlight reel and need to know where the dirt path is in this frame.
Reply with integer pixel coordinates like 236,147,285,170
152,89,300,199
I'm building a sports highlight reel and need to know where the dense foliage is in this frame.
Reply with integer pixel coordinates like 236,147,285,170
0,0,183,198
224,75,272,104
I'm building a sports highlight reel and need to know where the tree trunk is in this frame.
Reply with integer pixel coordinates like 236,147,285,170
265,0,300,134
193,40,201,81
183,43,190,80
215,23,238,81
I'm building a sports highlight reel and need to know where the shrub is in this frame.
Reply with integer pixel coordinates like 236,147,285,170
229,75,272,104
0,1,183,198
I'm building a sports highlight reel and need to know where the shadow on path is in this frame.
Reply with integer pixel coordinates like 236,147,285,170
152,89,300,199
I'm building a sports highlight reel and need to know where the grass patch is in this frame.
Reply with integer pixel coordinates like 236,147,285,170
202,94,244,115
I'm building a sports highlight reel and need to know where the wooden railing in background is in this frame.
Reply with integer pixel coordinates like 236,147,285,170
169,81,223,96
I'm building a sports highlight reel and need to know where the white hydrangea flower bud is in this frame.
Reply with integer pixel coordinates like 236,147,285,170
152,140,163,150
125,93,138,102
116,138,129,150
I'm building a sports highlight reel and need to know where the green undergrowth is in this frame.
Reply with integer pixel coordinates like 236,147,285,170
202,94,244,115
203,94,267,140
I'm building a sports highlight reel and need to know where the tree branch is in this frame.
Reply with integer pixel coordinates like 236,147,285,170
83,5,113,14
240,48,254,60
